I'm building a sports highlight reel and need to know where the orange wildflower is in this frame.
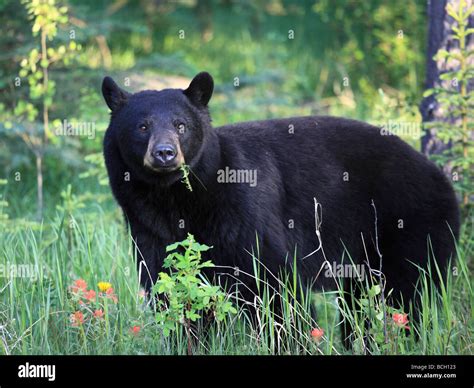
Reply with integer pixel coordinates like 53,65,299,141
392,313,410,330
70,311,85,327
83,289,96,303
105,287,118,303
71,278,87,294
311,327,324,342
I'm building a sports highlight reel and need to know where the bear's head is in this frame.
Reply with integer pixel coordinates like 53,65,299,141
102,72,214,186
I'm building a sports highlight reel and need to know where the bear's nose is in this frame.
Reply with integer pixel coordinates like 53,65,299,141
152,144,177,165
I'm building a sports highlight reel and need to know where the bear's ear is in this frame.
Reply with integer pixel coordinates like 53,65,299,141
183,72,214,107
102,76,130,112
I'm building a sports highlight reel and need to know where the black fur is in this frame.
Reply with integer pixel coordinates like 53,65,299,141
102,72,460,341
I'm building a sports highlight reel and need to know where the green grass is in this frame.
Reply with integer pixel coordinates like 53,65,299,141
0,204,472,355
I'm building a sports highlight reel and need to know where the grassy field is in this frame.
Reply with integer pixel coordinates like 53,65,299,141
1,201,472,355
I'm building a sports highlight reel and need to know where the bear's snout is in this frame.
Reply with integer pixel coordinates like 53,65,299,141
152,144,177,165
143,134,184,173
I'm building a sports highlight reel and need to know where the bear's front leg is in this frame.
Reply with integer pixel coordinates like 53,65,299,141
128,222,168,294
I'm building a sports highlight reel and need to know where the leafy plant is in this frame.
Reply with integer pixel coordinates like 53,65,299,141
343,281,412,354
180,164,193,192
152,234,236,354
79,152,109,186
423,0,474,209
6,0,80,219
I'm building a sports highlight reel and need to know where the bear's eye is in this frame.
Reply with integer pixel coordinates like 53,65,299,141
138,124,148,132
177,123,186,133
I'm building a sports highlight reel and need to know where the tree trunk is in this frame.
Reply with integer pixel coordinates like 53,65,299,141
420,0,474,155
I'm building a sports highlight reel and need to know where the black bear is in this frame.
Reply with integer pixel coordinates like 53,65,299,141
102,72,459,343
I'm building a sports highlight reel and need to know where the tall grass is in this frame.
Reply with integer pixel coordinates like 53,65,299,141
0,207,472,355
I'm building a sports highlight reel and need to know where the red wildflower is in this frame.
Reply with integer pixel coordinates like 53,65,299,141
392,313,410,329
130,326,141,335
93,309,104,319
105,287,118,303
70,311,85,327
311,327,324,342
83,289,96,303
71,278,88,294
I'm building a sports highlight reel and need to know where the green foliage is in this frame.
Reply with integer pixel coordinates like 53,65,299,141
79,152,109,186
153,234,236,340
341,279,414,354
0,178,9,223
17,0,80,133
424,0,474,208
56,184,85,215
3,0,82,219
312,0,425,99
0,177,43,232
180,164,193,192
0,1,429,220
0,211,472,355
